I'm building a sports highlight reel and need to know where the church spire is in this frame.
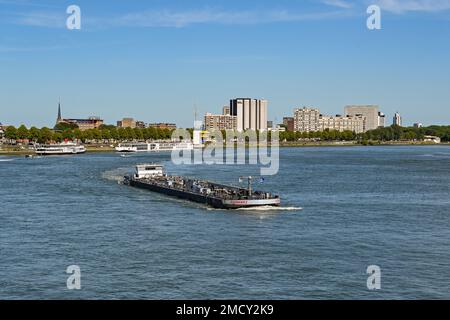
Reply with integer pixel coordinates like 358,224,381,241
57,99,62,123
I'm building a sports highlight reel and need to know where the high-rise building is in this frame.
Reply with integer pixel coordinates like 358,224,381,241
378,112,385,128
293,107,320,132
283,117,295,132
204,113,237,130
344,105,380,131
229,98,268,131
393,112,402,126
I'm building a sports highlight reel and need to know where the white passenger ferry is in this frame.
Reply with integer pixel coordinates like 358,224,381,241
115,142,194,153
34,142,86,155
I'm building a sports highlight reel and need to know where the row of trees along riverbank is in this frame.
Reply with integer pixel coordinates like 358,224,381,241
2,124,177,143
2,124,450,144
278,125,450,142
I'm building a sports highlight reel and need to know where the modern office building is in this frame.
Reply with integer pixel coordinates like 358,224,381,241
148,123,177,130
393,112,402,126
204,113,237,131
344,105,380,131
318,114,366,134
293,107,366,133
413,123,423,128
56,103,103,131
229,98,268,131
293,107,321,132
378,112,386,128
283,117,295,132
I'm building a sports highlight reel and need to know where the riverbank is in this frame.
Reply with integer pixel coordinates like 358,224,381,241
0,145,115,156
1,141,448,156
279,141,450,147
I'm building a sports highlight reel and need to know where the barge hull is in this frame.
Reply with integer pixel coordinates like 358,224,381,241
129,180,280,209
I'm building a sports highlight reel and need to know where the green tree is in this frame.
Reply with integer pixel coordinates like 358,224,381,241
73,129,83,141
133,128,144,140
4,126,17,140
101,129,111,140
125,127,136,140
54,122,79,131
98,124,116,130
62,129,75,141
17,125,29,140
83,130,94,141
29,127,40,141
38,127,53,143
117,127,126,140
52,131,63,142
109,127,118,140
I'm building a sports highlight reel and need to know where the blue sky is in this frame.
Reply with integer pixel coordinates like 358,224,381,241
1,0,450,128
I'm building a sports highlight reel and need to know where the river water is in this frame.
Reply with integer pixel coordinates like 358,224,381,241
1,146,449,299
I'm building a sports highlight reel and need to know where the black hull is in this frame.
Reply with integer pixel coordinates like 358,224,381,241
130,180,227,208
128,180,280,209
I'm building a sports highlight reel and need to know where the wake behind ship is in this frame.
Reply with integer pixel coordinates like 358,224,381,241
124,164,280,209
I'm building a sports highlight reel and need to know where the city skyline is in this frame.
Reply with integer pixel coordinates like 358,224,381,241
1,98,409,130
1,0,450,127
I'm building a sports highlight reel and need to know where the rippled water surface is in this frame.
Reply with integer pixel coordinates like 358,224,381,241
1,146,450,299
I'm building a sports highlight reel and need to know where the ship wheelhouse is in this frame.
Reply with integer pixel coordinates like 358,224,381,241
134,164,165,179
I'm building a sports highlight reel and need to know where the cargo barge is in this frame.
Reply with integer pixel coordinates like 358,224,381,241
124,164,280,209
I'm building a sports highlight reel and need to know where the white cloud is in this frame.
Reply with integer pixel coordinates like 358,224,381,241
14,11,65,28
0,0,58,8
115,9,348,28
374,0,450,13
321,0,354,9
0,45,67,52
3,1,450,29
5,8,350,29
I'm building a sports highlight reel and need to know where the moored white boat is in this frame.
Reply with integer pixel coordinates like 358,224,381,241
34,142,86,155
115,142,194,153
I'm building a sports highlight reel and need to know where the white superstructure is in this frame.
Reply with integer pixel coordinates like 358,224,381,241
115,142,194,153
35,142,86,155
134,164,165,179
